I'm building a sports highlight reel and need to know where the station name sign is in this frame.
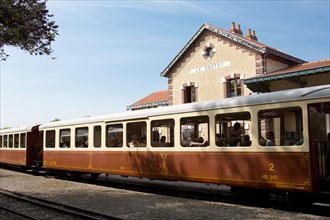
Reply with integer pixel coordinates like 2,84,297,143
190,61,231,74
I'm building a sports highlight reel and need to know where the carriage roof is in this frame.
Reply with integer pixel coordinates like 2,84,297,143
39,84,330,129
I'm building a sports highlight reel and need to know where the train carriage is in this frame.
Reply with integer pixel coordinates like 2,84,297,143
0,125,43,170
38,85,330,194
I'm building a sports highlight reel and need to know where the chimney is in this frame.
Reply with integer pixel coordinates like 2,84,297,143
246,29,258,41
230,22,236,33
252,30,258,41
230,22,243,35
237,24,243,35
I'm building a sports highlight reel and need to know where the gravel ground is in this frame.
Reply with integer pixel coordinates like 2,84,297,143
0,168,328,220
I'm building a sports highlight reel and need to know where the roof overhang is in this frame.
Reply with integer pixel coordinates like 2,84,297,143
245,66,330,92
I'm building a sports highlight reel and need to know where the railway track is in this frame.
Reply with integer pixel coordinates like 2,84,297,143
76,174,330,217
0,189,121,220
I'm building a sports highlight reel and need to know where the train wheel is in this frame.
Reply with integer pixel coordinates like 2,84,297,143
91,173,99,180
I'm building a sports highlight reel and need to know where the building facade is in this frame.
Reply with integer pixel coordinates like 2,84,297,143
128,22,329,109
160,22,306,105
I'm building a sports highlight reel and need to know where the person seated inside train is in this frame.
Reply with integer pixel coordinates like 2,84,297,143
140,136,147,147
265,131,275,146
129,134,140,147
216,133,227,146
184,132,207,147
107,138,119,147
61,141,70,148
77,140,88,148
160,136,166,143
228,122,241,146
240,135,251,146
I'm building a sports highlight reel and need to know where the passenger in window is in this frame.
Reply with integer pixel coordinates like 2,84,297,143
265,131,275,146
229,122,241,146
129,135,140,147
108,138,119,147
160,136,166,143
140,136,147,147
241,135,251,146
62,141,70,148
185,132,207,147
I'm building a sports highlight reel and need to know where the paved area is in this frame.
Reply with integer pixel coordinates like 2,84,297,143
0,168,328,220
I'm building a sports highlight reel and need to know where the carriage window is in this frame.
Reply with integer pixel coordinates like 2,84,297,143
60,129,71,148
20,133,26,148
46,130,55,148
127,122,147,147
181,116,209,147
14,134,19,148
75,127,88,148
94,126,102,148
3,135,8,148
106,124,123,148
215,112,251,147
258,107,303,146
151,119,174,147
0,135,2,148
8,134,13,148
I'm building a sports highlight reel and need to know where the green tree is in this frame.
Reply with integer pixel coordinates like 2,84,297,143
0,0,58,60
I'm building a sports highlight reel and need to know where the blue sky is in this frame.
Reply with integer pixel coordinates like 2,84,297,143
1,0,329,128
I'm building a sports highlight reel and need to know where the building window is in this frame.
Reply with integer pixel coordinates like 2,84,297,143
202,42,216,60
223,74,244,98
182,83,197,103
228,78,241,97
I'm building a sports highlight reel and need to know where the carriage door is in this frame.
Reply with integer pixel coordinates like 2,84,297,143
308,102,330,189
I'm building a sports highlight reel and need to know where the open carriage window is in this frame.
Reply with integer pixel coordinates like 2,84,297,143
181,116,209,147
215,112,251,147
8,134,13,148
151,119,174,147
93,126,102,148
75,127,88,148
59,129,71,148
106,124,123,148
20,133,26,148
46,130,55,148
14,134,19,148
127,122,147,148
258,107,303,146
3,135,8,148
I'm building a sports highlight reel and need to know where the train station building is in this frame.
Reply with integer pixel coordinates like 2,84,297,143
127,22,330,110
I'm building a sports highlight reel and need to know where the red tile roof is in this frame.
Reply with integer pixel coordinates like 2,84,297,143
266,59,330,76
127,90,169,110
